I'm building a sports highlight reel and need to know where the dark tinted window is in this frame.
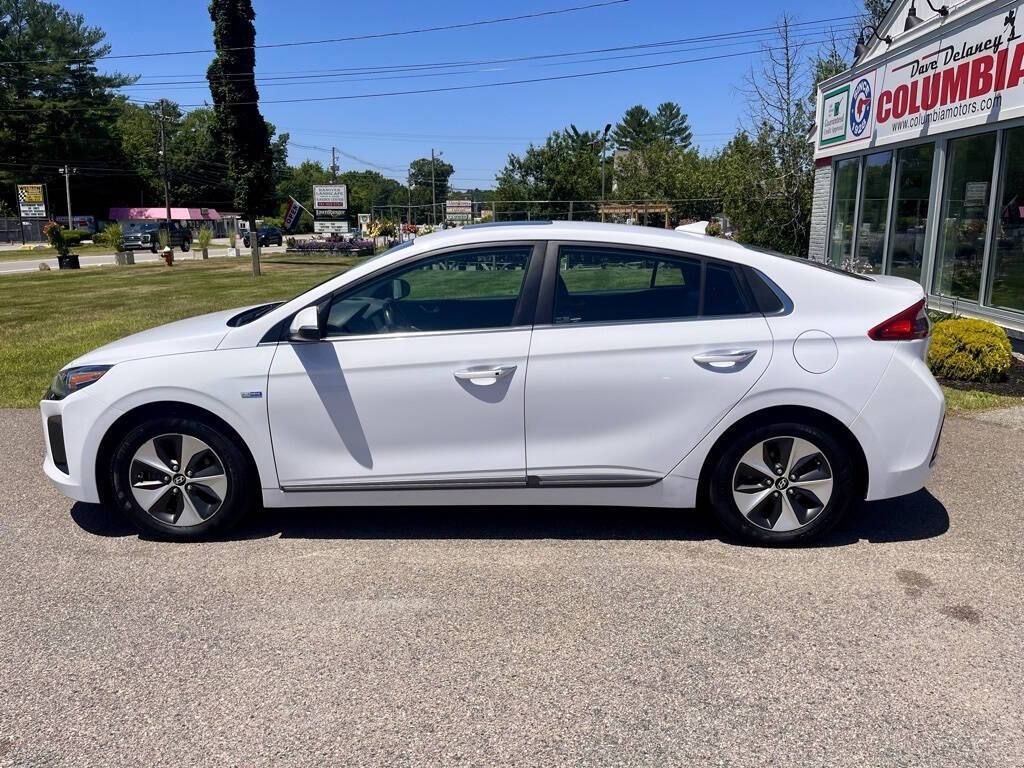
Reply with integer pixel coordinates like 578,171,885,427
555,246,701,324
703,263,750,316
326,246,533,335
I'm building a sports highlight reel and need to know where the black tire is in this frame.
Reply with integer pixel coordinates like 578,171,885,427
110,415,255,540
243,237,250,248
707,421,854,546
181,238,191,252
150,244,158,254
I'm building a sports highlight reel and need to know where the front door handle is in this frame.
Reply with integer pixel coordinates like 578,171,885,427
693,349,757,369
454,365,517,382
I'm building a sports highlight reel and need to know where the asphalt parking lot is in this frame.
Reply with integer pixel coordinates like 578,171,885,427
1,408,1022,767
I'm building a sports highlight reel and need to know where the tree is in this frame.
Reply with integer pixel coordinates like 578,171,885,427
652,102,693,149
863,0,889,28
408,156,454,221
0,0,137,219
729,15,816,255
207,0,275,276
495,126,602,219
612,105,655,150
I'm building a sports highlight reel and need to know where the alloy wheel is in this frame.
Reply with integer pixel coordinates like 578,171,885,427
129,433,228,527
731,436,834,533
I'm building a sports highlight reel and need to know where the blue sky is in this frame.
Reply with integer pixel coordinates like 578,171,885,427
62,0,865,189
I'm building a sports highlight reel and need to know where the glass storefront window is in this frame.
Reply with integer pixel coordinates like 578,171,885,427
933,132,996,301
854,151,892,273
989,127,1024,313
886,144,934,284
828,158,859,268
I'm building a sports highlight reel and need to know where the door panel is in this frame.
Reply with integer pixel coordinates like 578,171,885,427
525,317,772,480
268,330,532,488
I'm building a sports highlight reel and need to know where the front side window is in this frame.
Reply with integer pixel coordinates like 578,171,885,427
554,246,749,324
325,246,533,335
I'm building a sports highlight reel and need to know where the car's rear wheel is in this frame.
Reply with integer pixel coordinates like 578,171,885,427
708,422,853,545
181,238,190,252
243,237,250,248
110,416,255,540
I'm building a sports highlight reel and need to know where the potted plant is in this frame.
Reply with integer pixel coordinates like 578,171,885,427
43,220,79,269
197,225,213,260
228,231,238,258
105,223,132,265
158,228,173,266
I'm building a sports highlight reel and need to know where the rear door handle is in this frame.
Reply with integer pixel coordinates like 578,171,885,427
454,365,517,382
692,349,757,369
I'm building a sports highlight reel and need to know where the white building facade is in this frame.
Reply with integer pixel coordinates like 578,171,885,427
810,0,1024,329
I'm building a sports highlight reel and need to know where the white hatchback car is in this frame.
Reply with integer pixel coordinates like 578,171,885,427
41,222,944,544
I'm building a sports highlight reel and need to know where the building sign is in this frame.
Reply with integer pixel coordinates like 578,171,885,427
816,2,1024,157
17,184,46,219
313,184,348,212
445,199,472,222
819,86,851,146
314,220,350,234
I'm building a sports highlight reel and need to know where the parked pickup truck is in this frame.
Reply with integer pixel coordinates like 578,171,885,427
124,222,192,253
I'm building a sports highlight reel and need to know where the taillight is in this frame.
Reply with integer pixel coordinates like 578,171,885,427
868,298,930,341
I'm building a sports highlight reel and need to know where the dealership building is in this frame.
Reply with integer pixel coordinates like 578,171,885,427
811,0,1024,332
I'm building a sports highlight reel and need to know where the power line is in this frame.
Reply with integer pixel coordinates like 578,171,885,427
0,1,629,65
117,26,857,93
119,16,857,88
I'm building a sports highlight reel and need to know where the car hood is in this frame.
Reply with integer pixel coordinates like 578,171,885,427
68,306,249,367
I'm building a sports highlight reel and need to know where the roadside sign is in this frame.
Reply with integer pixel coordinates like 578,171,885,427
314,220,350,234
313,185,348,212
446,199,471,222
357,213,371,229
17,184,46,219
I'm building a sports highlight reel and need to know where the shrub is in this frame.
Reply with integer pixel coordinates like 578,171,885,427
103,222,124,252
157,228,170,250
928,317,1013,382
196,225,213,251
42,221,68,257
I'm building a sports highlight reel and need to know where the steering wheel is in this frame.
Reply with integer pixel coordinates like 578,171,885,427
381,298,416,332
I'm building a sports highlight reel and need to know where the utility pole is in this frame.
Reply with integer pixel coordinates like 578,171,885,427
58,165,77,229
158,105,171,223
430,148,437,226
600,122,611,223
406,170,413,232
330,147,339,181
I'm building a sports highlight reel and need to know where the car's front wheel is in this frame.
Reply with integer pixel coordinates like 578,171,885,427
110,416,255,540
243,237,250,248
708,422,853,545
181,238,191,252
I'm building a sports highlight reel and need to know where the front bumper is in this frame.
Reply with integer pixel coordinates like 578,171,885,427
40,392,123,504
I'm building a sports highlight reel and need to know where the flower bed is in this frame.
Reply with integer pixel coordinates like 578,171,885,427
285,238,374,256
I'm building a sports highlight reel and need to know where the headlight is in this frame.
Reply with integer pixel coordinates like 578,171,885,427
47,365,112,400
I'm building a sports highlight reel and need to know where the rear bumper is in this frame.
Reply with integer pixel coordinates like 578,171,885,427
850,346,945,501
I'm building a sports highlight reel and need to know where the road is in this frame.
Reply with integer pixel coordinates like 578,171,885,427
0,409,1021,767
0,244,288,274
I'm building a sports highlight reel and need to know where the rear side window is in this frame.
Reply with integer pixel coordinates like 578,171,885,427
554,246,755,324
703,263,749,316
555,246,701,324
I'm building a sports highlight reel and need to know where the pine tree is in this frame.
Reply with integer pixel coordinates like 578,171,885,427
207,0,274,276
652,102,693,149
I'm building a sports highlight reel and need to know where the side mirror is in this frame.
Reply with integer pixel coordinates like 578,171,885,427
393,278,411,299
288,306,321,343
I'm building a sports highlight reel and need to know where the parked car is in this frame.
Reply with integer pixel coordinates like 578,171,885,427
41,221,944,544
243,226,283,248
123,221,192,253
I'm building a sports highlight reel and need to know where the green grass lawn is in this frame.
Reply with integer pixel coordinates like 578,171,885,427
941,386,1023,414
0,255,354,407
